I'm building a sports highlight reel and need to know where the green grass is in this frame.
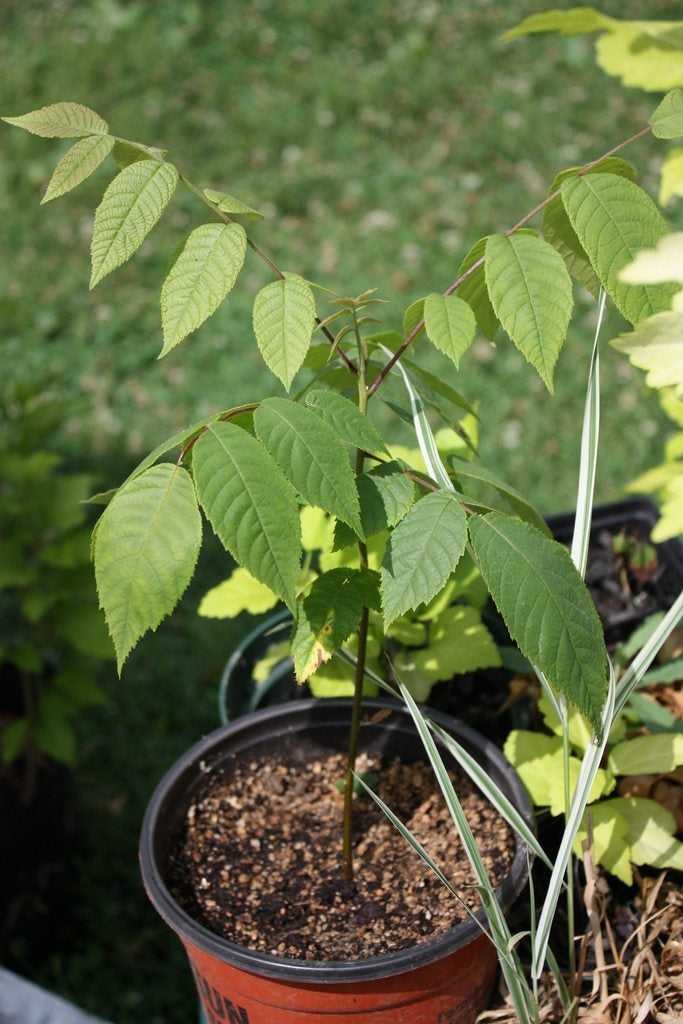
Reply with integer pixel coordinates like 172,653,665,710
2,0,683,1020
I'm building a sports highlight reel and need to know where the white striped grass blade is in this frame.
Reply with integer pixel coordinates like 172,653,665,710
394,681,532,991
536,667,566,725
378,344,454,491
429,720,553,872
352,773,511,957
336,647,552,870
381,345,566,731
339,647,535,1021
615,588,683,717
336,646,551,870
570,289,606,578
531,658,616,978
546,946,571,1013
399,683,534,1021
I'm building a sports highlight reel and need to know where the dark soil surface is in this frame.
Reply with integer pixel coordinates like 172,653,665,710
169,750,515,961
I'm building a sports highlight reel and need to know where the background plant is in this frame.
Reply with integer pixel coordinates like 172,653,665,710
0,368,112,776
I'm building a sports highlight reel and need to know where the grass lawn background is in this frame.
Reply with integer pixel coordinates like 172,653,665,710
2,0,682,1020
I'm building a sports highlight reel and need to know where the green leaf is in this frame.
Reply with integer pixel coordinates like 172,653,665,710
198,567,279,619
469,512,608,730
573,802,632,884
253,273,316,390
381,490,467,626
596,23,683,91
403,297,425,334
606,796,683,871
542,158,636,295
90,160,178,289
3,102,108,138
253,641,291,683
394,605,500,700
361,461,416,533
94,464,202,672
308,632,381,698
650,88,683,139
619,232,683,285
449,455,550,535
34,700,77,765
503,8,613,41
560,172,677,325
300,506,335,552
504,730,612,811
423,293,476,368
611,310,683,396
485,232,573,392
335,460,417,549
42,134,115,204
660,148,683,206
204,188,264,220
159,223,246,356
2,719,29,764
292,567,380,681
304,389,388,455
193,422,300,607
254,398,362,535
455,237,498,340
608,733,683,775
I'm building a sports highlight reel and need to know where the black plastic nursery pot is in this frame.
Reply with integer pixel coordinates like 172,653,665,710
547,497,683,644
140,699,533,1024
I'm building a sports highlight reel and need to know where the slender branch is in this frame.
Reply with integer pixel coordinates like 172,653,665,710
342,312,370,882
367,125,652,398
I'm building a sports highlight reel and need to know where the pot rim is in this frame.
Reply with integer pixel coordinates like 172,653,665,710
140,698,533,984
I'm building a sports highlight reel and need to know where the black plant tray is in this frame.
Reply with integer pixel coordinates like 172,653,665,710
546,496,683,646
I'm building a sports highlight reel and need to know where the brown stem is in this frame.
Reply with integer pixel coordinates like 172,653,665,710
367,125,652,398
341,601,369,882
341,314,370,882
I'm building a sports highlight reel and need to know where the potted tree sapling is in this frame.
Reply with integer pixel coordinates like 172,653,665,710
7,73,683,1022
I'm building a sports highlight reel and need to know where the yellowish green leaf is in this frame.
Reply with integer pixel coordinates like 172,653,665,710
198,568,279,619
